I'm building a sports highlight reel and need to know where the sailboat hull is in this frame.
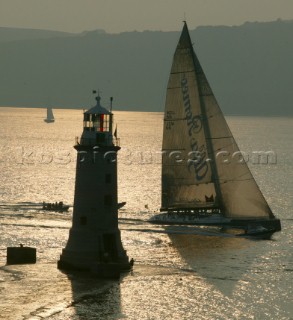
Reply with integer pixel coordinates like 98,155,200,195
150,212,231,226
230,217,281,231
149,212,281,233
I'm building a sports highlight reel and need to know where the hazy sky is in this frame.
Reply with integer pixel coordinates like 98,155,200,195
1,0,293,33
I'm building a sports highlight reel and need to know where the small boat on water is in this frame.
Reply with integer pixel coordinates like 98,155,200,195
44,107,55,123
42,202,69,212
150,22,281,236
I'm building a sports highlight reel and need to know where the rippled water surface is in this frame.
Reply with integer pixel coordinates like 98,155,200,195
0,108,293,319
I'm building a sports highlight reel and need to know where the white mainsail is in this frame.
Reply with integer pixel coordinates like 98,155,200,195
161,22,274,219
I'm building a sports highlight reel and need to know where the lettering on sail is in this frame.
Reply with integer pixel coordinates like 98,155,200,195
181,75,208,181
165,111,175,130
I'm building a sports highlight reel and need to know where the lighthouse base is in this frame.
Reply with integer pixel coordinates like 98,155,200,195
57,229,131,278
58,259,131,279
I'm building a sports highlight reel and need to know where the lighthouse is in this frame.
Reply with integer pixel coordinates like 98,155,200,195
58,94,131,276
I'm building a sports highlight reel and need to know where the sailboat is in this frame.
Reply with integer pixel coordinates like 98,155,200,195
150,22,281,235
44,107,55,123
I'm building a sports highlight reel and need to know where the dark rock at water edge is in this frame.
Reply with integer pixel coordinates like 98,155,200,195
6,246,37,265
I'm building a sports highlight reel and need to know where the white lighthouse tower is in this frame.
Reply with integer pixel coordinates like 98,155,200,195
58,94,131,276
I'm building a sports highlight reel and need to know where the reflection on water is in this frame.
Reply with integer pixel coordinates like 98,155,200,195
0,108,293,319
49,272,123,320
169,233,252,295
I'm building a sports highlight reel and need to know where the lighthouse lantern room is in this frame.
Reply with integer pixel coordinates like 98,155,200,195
81,95,114,146
58,94,131,277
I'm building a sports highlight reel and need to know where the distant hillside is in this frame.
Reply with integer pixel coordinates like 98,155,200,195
0,20,292,115
0,27,74,43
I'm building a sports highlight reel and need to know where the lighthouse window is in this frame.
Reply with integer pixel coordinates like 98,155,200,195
105,174,112,183
103,115,109,131
104,195,113,206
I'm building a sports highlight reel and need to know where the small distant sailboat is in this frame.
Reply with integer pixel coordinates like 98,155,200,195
44,107,55,123
150,22,281,236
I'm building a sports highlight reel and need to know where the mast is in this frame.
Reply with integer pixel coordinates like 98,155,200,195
162,21,219,211
185,23,225,210
175,22,223,210
194,74,224,210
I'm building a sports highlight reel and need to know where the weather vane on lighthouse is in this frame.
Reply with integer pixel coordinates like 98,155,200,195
58,92,132,277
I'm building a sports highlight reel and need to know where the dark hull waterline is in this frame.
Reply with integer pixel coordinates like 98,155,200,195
149,212,281,235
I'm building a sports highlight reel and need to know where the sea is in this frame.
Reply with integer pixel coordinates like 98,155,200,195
0,107,292,320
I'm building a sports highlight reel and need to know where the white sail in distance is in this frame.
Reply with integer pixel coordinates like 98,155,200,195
47,107,54,120
44,107,55,123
